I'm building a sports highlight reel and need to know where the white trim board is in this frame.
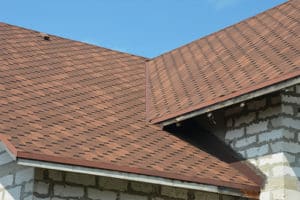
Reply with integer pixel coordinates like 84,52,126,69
17,158,245,197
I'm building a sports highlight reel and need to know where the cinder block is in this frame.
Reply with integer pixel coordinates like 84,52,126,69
258,106,281,119
235,135,256,148
281,95,300,104
161,186,187,199
282,104,294,115
271,116,283,128
130,181,153,193
88,188,117,200
24,195,35,200
246,121,268,135
6,186,21,200
272,189,285,200
282,189,300,200
234,113,255,127
99,177,128,191
258,152,294,167
296,85,300,94
15,168,34,184
53,184,84,197
271,141,300,154
65,172,95,186
120,193,148,200
272,166,296,177
34,181,49,195
194,191,219,200
224,106,242,117
259,191,271,200
24,181,34,193
246,144,269,158
225,128,244,141
0,175,13,188
284,175,300,189
282,117,300,130
221,195,236,200
48,170,63,181
247,98,266,111
34,168,45,180
258,129,285,143
271,96,281,105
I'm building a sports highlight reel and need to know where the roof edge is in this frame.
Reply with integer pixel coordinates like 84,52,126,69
16,151,260,193
0,22,149,61
0,134,260,196
153,71,300,126
17,158,259,199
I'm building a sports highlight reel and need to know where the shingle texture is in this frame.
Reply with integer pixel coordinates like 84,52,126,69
0,22,260,192
147,0,300,123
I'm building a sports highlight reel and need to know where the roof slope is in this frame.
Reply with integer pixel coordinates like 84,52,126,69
0,23,260,193
147,0,300,123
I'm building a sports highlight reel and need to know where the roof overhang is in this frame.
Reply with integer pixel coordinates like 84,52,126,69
17,158,259,199
159,75,300,127
0,140,259,199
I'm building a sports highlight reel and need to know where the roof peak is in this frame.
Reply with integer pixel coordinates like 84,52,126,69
0,21,149,60
149,0,291,61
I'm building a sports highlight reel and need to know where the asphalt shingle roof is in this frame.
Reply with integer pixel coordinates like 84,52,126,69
2,0,299,196
146,0,300,123
0,22,261,193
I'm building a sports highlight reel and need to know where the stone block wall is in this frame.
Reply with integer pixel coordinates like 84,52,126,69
0,143,34,200
33,168,245,200
224,84,300,200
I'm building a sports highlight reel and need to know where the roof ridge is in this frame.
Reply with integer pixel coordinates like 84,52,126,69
0,21,149,61
148,0,290,62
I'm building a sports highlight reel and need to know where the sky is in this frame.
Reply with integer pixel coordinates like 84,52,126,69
0,0,287,58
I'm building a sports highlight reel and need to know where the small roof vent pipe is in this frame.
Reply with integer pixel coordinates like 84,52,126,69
39,32,50,41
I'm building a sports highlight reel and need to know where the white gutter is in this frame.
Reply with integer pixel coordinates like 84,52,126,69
17,158,245,197
161,76,300,126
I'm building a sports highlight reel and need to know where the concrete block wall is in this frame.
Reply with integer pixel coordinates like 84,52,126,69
33,168,246,200
224,84,300,200
0,143,34,200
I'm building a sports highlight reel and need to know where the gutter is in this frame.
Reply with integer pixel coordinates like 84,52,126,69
17,158,258,199
160,76,300,127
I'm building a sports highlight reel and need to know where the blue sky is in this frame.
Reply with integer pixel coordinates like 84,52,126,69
0,0,286,58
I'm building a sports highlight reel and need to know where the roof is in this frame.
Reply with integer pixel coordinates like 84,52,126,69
0,22,261,194
146,0,300,123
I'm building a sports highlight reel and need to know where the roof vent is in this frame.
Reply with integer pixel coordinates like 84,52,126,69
39,32,50,41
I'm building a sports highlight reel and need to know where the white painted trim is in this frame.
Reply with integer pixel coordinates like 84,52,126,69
161,77,300,126
17,158,244,197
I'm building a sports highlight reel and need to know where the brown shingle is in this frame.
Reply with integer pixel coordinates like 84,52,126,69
0,22,260,194
147,0,300,123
